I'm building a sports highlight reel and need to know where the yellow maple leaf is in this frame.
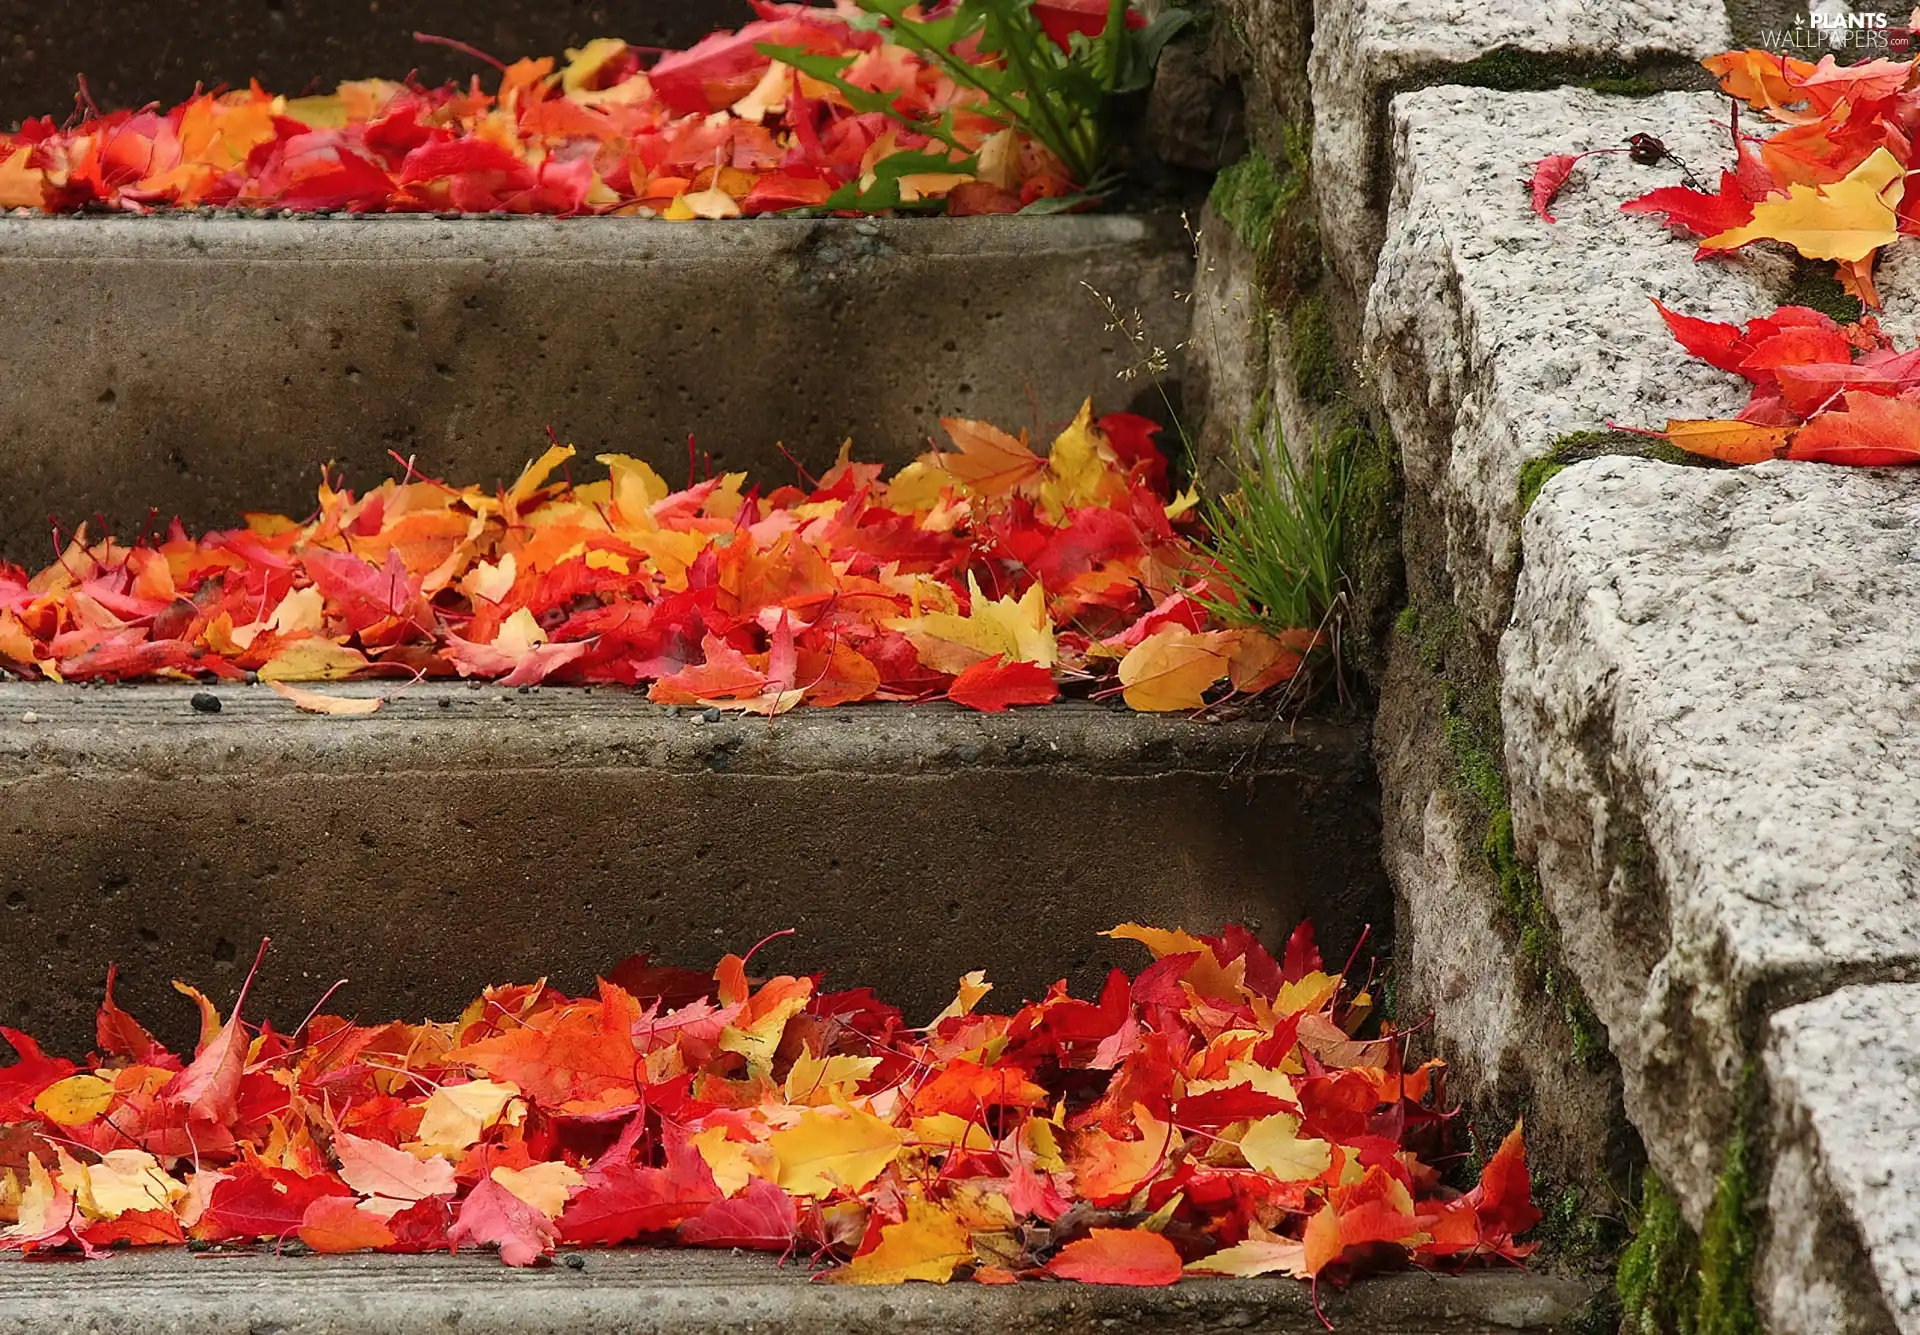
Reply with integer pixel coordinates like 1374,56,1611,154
1116,626,1235,711
1704,145,1904,263
1038,399,1125,522
784,1051,882,1107
491,1162,582,1219
770,1104,902,1199
57,1148,183,1221
32,1074,115,1127
888,573,1057,673
690,1126,759,1198
1238,1113,1333,1182
824,1198,973,1284
1103,923,1247,999
257,637,369,682
929,969,993,1025
412,1079,523,1155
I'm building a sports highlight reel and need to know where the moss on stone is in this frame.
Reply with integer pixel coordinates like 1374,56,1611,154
1325,405,1404,675
1614,1088,1762,1335
1517,457,1570,519
1289,293,1341,406
1696,1076,1763,1335
1618,1173,1696,1335
1442,47,1672,96
1209,152,1289,256
1420,609,1610,1068
1518,429,1720,518
1780,258,1863,325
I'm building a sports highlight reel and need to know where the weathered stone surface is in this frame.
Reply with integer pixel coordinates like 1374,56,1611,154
1364,87,1787,648
1374,633,1634,1201
0,686,1386,1058
1503,458,1920,1222
0,215,1189,562
0,0,739,127
1185,206,1328,489
0,1248,1595,1334
1308,0,1726,300
1763,983,1920,1335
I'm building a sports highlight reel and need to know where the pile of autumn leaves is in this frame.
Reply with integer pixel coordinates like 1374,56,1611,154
1535,47,1920,465
0,923,1538,1287
0,4,1084,217
0,404,1310,714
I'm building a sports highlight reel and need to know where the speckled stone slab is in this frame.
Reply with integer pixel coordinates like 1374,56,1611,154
1765,984,1920,1334
1309,0,1727,298
1364,86,1789,645
1504,458,1920,1330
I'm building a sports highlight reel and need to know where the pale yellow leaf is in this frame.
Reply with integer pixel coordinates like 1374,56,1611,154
770,1105,902,1199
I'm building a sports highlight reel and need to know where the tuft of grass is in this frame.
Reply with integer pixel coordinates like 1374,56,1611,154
1196,431,1351,662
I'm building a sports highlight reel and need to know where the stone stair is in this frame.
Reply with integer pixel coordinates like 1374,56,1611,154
1186,0,1920,1329
0,1250,1591,1334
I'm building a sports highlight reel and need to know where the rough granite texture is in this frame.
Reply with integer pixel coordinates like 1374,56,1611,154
0,687,1387,1057
1307,0,1727,298
1764,984,1920,1335
1503,459,1920,1235
1373,635,1632,1200
0,215,1189,562
1364,87,1789,649
0,1249,1594,1334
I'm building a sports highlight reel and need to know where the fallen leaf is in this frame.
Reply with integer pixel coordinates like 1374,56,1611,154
826,1198,973,1283
1046,1228,1183,1286
267,680,385,716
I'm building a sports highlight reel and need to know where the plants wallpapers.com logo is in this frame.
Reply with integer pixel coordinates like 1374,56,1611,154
1760,7,1918,55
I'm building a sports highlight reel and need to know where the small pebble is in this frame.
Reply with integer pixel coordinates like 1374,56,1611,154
437,698,451,709
562,1253,587,1271
690,713,707,728
19,711,38,724
190,692,222,714
703,707,722,723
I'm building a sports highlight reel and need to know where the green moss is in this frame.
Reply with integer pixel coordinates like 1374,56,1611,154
1444,48,1667,96
1696,1083,1763,1335
1326,406,1404,673
1290,293,1341,406
1536,1181,1626,1260
1209,152,1289,256
1394,604,1420,641
1517,458,1570,518
1618,1173,1695,1335
1780,258,1863,325
1518,429,1721,518
1423,619,1609,1067
1615,1082,1762,1335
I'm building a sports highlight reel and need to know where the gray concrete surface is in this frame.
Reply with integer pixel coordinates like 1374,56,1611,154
1764,984,1920,1335
0,1,746,127
0,215,1191,562
0,1249,1594,1334
0,687,1385,1058
1505,459,1920,1327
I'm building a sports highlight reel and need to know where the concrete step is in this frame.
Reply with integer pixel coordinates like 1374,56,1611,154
0,1249,1594,1334
0,214,1191,563
0,685,1384,1058
0,1,743,128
